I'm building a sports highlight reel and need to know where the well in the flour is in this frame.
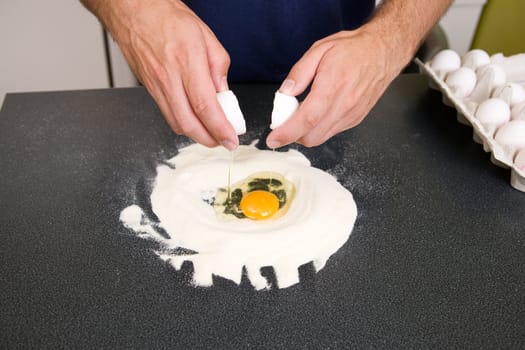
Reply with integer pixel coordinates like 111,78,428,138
214,171,295,221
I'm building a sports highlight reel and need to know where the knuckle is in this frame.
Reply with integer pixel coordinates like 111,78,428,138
218,51,231,69
312,39,323,48
191,96,212,117
151,61,169,86
209,50,231,73
304,113,321,130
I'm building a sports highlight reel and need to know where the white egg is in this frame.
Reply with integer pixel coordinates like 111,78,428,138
217,90,246,135
270,91,299,129
430,49,461,73
511,101,525,121
445,67,477,97
492,83,525,107
476,64,507,88
515,149,525,172
490,53,505,63
475,98,511,125
494,120,525,148
462,49,491,70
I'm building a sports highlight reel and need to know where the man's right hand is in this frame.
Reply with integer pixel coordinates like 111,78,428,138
81,0,239,150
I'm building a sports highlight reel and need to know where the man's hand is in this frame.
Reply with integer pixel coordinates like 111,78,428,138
81,0,239,150
266,0,453,148
266,28,399,148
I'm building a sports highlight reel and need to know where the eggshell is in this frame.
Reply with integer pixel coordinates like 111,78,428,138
476,64,507,88
492,83,525,107
420,49,525,192
475,98,511,126
445,67,477,97
217,90,246,135
463,49,491,70
430,49,461,73
511,101,525,121
270,92,299,129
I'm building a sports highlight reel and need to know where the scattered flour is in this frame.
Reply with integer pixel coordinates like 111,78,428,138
120,143,357,290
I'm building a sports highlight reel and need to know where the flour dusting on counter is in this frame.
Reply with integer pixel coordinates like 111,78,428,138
120,143,357,290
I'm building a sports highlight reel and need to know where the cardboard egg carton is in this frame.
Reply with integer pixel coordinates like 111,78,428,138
416,49,525,193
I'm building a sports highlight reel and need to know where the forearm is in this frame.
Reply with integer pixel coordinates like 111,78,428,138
79,0,134,42
364,0,453,71
79,0,110,25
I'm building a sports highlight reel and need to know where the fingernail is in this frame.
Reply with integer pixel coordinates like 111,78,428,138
266,140,281,149
279,79,295,95
219,76,229,92
221,140,237,151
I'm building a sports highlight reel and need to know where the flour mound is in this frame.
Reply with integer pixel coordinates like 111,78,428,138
120,143,357,290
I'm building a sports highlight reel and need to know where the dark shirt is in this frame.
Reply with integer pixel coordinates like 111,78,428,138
183,1,375,82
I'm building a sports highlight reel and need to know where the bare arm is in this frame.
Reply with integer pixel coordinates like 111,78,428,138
80,0,239,150
366,0,453,68
266,0,453,148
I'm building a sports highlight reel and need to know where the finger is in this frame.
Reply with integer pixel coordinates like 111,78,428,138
279,40,334,96
199,23,231,92
131,31,219,147
267,71,336,148
298,82,378,146
167,77,220,147
266,89,326,148
297,107,360,148
145,54,219,147
177,38,238,149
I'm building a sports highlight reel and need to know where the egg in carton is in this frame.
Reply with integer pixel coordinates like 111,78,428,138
416,49,525,192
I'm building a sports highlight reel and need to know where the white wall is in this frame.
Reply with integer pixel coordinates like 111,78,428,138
0,1,109,106
440,0,487,54
375,0,486,53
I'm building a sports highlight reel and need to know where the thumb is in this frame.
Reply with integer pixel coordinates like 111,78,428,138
279,41,332,96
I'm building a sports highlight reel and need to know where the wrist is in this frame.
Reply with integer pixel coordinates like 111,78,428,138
361,17,419,75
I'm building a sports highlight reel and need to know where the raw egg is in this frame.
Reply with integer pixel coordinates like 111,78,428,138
240,190,280,220
213,171,295,221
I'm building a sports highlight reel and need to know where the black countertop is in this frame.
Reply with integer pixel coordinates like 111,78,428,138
1,75,524,349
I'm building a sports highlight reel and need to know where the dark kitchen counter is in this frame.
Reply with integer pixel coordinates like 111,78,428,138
1,74,524,349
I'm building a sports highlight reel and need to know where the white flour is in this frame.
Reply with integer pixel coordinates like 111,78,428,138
120,143,358,290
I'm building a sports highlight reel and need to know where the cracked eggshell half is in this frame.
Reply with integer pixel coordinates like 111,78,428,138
270,91,299,129
217,90,246,135
511,101,525,121
492,83,525,107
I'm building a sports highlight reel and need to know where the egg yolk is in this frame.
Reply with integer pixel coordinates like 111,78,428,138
240,190,280,220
